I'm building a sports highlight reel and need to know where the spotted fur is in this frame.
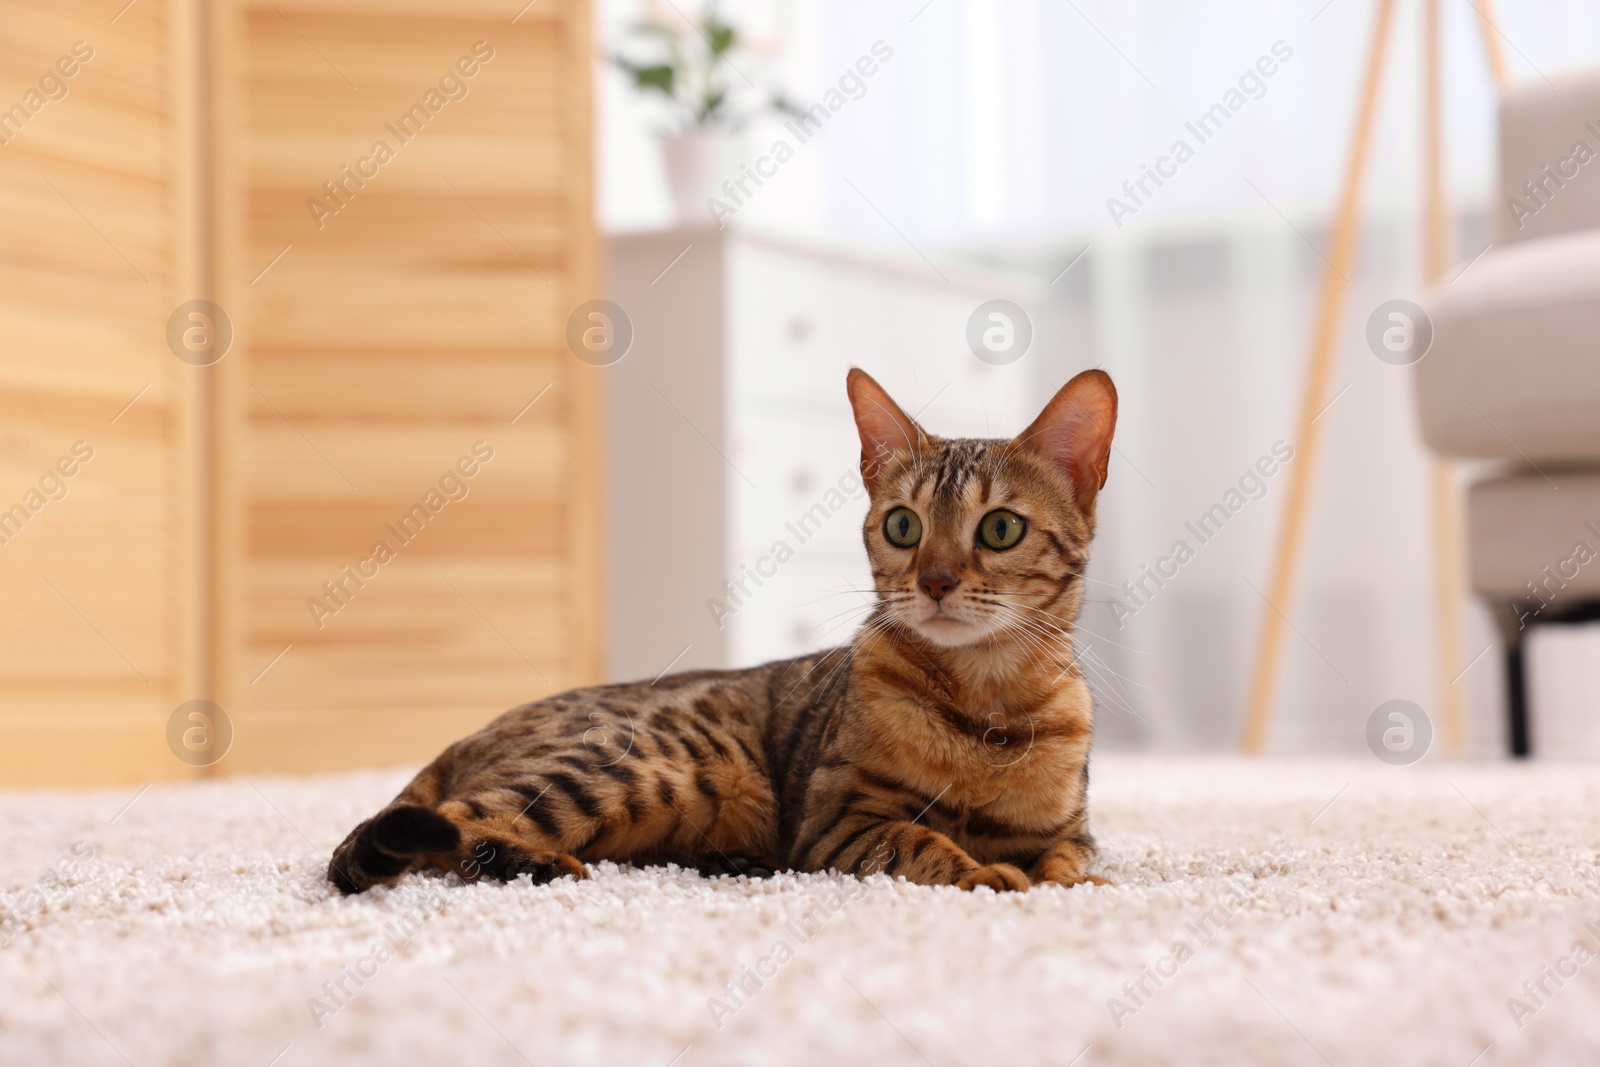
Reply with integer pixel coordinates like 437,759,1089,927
330,368,1118,894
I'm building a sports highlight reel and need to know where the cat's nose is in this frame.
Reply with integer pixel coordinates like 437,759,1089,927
919,570,959,601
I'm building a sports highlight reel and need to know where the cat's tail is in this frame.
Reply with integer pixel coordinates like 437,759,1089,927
327,804,461,895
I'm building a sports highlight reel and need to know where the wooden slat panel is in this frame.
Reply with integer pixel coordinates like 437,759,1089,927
215,0,599,774
0,0,191,786
247,351,566,422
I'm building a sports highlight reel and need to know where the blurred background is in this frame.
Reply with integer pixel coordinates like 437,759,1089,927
3,0,1598,786
601,0,1600,762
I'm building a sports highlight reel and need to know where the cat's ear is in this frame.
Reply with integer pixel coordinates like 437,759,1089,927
1014,369,1118,511
846,368,928,491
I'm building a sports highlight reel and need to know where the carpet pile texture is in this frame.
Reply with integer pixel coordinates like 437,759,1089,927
3,756,1598,1066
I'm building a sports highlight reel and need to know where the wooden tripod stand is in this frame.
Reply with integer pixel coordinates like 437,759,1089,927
1240,0,1511,754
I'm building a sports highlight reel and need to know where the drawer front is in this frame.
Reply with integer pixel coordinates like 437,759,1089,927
729,407,866,566
729,238,1044,439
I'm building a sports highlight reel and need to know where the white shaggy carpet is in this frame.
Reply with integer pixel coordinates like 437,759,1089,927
4,757,1600,1067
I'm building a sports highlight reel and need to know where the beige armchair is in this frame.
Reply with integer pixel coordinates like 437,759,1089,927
1418,69,1600,755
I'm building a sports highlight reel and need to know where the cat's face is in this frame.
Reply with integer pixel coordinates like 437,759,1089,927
847,369,1118,649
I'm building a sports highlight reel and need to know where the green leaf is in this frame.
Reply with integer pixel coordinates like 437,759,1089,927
697,88,727,123
770,92,805,117
707,22,736,56
629,63,676,95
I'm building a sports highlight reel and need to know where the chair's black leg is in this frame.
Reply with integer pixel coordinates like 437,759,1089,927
1505,644,1530,758
1501,598,1600,758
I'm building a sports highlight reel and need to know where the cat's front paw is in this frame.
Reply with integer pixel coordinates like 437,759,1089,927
513,852,590,885
695,852,779,879
1039,872,1113,888
955,862,1030,892
469,839,589,885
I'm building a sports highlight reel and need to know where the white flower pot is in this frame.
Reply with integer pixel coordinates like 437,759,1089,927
660,129,743,226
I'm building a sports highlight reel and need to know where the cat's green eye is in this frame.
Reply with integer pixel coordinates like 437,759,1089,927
978,509,1026,550
883,507,922,548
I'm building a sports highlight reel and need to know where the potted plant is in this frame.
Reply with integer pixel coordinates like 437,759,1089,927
611,3,796,223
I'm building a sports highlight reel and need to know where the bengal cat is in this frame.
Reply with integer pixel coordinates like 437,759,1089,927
330,367,1118,894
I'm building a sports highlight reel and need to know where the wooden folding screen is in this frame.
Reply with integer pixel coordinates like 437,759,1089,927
0,0,600,785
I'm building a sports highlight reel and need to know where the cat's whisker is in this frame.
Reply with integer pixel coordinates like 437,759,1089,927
998,619,1059,675
771,620,871,703
1077,673,1145,722
1002,619,1106,689
1002,623,1075,672
801,603,883,649
992,604,1094,646
807,641,859,690
989,607,1075,669
1070,623,1153,656
983,607,1041,654
806,600,885,627
781,588,905,608
1023,621,1096,654
1051,641,1123,696
813,612,900,692
1065,571,1128,592
1072,660,1149,722
1056,641,1153,720
1052,627,1153,686
1073,647,1158,693
985,603,1076,647
798,616,875,650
